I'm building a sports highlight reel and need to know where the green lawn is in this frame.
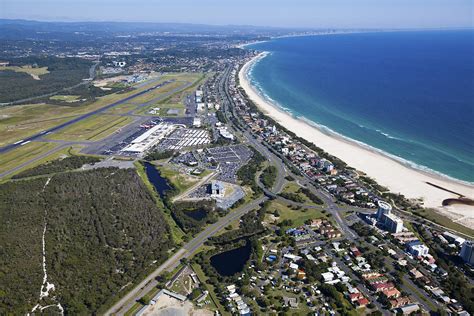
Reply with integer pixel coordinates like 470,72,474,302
0,65,49,79
413,208,474,238
0,142,59,177
265,200,326,227
155,164,203,194
50,95,81,102
281,182,320,206
45,114,133,141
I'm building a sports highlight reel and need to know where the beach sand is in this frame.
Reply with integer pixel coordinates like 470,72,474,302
239,53,474,230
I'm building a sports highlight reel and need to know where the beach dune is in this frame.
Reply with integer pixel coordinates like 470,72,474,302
239,53,474,229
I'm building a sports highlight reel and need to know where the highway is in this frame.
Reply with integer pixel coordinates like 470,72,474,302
217,64,360,240
105,196,266,315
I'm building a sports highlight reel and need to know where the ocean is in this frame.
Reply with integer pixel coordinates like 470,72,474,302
245,30,474,183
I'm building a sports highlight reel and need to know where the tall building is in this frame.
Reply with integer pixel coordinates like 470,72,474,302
460,241,474,266
376,201,404,233
376,201,392,220
384,213,404,234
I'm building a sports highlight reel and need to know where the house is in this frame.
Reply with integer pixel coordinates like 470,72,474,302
371,282,395,293
321,272,335,282
296,270,306,280
382,288,401,299
389,296,412,309
357,297,369,308
409,268,423,279
283,297,298,308
398,304,420,315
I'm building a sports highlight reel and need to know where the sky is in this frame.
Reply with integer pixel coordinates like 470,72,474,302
1,0,473,29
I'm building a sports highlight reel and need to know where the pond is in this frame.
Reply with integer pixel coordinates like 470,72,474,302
210,241,252,277
183,208,208,221
144,162,172,198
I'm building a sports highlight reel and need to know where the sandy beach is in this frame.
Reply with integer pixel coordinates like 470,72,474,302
239,53,474,229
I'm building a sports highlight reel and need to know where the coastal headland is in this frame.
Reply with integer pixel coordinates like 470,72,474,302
239,52,474,228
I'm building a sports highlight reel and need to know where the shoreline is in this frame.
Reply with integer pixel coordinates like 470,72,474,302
239,53,474,228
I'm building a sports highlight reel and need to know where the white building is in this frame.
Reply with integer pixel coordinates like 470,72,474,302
384,213,404,234
376,201,404,233
218,127,234,140
407,241,429,257
193,117,202,128
122,122,176,154
443,232,466,246
211,181,225,198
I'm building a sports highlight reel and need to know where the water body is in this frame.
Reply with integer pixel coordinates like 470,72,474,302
210,241,251,276
183,208,208,221
143,162,172,198
246,30,474,183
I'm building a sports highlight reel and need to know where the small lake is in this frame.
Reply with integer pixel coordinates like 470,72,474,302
144,162,172,198
183,209,208,221
210,241,251,276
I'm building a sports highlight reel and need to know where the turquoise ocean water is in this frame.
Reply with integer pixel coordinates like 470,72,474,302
246,30,474,183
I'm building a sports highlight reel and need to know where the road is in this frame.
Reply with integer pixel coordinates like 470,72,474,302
218,65,286,194
105,196,267,315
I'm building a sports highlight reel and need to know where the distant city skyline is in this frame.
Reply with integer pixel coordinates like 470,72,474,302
1,0,473,29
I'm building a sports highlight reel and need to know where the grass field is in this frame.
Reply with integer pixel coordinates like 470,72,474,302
131,80,190,104
103,102,138,115
135,73,207,116
0,65,49,80
45,114,133,141
281,182,320,206
0,145,91,181
265,200,326,227
413,208,474,238
0,142,60,176
50,95,81,102
156,164,202,194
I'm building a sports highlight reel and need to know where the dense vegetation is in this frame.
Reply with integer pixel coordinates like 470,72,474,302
237,147,266,195
0,57,92,103
0,168,173,314
12,155,101,179
279,191,306,203
209,203,267,245
299,187,324,205
144,150,175,161
170,200,227,235
260,165,277,189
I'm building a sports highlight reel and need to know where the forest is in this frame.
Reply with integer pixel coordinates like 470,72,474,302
170,200,227,235
0,56,92,103
0,168,173,314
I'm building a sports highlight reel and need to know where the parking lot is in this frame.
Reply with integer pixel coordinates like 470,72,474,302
155,128,211,151
206,145,253,183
